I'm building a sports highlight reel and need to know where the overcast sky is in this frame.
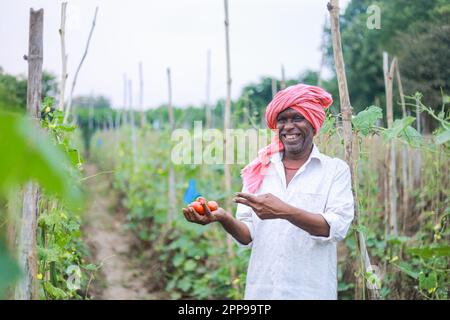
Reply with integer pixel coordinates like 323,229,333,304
0,0,350,109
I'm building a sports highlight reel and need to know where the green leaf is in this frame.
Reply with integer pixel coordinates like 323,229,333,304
399,125,423,147
319,114,336,135
183,259,197,272
407,245,450,259
0,241,21,298
435,128,450,145
352,105,383,136
43,281,68,299
419,271,437,291
173,254,185,268
382,116,415,142
0,112,82,208
177,277,192,292
442,95,450,105
395,261,419,279
354,224,368,235
82,264,97,271
386,235,410,246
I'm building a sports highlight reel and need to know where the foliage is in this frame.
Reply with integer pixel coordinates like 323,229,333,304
324,0,449,118
0,96,94,299
0,68,58,113
36,98,94,299
0,107,82,298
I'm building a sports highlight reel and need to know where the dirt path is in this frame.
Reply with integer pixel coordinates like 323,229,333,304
82,163,165,300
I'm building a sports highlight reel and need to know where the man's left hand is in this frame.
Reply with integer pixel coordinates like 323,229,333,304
234,192,291,219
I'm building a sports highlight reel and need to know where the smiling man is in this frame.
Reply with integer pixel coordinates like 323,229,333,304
182,84,354,300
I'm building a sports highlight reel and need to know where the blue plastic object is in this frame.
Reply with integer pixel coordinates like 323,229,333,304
183,179,201,204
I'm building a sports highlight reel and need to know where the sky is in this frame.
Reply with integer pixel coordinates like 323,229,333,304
0,0,350,109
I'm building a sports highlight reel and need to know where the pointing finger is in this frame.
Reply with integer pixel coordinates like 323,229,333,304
235,192,258,203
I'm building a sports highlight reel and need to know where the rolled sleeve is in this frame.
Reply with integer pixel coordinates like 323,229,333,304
234,185,255,248
310,160,355,243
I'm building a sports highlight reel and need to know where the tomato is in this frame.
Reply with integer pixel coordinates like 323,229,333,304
189,201,205,215
196,197,206,205
207,201,218,211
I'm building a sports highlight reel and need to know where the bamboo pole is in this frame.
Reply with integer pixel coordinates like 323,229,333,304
114,109,121,130
88,100,94,131
122,74,128,125
64,7,98,123
58,2,68,111
271,78,277,98
206,49,212,128
167,68,176,223
383,52,398,236
395,61,410,234
139,61,145,128
327,0,380,300
15,8,44,300
280,64,286,89
223,0,239,294
167,68,175,130
317,14,328,87
413,96,422,187
128,79,137,173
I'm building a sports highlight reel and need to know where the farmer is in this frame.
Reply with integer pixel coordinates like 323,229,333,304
182,84,354,300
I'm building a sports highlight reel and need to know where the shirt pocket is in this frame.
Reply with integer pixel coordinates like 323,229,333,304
293,192,327,214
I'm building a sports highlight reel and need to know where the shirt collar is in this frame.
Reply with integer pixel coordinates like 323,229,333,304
270,143,324,165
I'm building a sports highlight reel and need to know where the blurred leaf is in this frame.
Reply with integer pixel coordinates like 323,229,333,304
407,245,450,259
435,128,450,145
43,281,68,299
0,112,82,208
183,259,196,272
177,277,192,292
352,106,383,136
419,271,437,292
0,241,21,298
382,116,416,142
395,261,419,280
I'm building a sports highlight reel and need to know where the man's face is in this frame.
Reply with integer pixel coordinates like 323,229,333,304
276,108,314,154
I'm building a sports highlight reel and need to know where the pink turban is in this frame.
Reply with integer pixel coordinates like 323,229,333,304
241,84,333,193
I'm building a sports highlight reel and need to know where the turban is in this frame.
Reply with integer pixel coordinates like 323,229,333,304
241,84,333,193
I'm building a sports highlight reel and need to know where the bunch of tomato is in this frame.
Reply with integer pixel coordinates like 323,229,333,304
188,197,218,215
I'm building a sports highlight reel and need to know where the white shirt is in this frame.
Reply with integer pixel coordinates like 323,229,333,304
235,144,354,300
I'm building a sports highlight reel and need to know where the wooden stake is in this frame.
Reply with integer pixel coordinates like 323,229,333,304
139,61,145,128
122,74,128,125
223,0,239,295
328,0,380,300
64,7,98,123
167,68,174,130
280,64,286,89
383,52,398,236
395,61,409,234
16,8,44,300
58,2,68,111
317,15,328,87
166,68,176,223
206,49,212,128
128,79,137,173
271,78,277,98
413,96,422,188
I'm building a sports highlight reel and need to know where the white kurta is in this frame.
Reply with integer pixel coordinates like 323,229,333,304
235,144,354,300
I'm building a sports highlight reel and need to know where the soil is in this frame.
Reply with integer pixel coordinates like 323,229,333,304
82,163,168,300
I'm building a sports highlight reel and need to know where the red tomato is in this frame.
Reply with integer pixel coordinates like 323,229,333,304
196,197,206,205
189,201,205,215
207,201,218,211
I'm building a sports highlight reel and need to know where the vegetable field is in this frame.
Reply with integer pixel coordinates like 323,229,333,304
0,0,448,301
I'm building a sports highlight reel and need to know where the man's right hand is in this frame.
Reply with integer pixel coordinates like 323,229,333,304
182,202,228,225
